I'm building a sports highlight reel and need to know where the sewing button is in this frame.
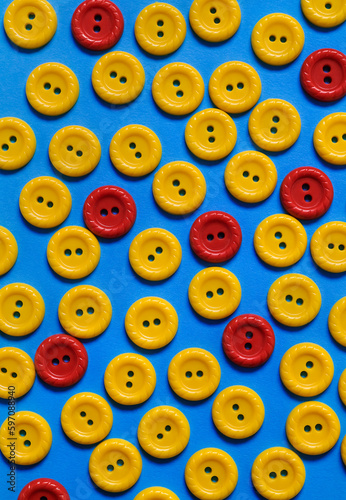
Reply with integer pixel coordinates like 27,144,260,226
328,297,346,346
342,435,346,467
313,112,346,165
189,0,241,43
0,226,17,275
301,0,346,28
134,487,179,500
0,347,35,399
310,221,346,273
18,478,70,500
338,368,346,405
0,117,36,171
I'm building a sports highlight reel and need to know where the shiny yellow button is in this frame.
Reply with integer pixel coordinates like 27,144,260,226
341,435,346,467
0,117,36,171
313,113,346,165
267,273,321,327
249,99,301,152
49,125,101,177
189,0,241,43
134,487,180,500
125,296,178,349
61,392,113,445
338,368,346,406
0,226,17,275
0,411,52,465
0,347,35,399
301,0,346,28
310,221,346,273
152,161,206,215
26,62,79,116
328,296,346,346
168,348,221,401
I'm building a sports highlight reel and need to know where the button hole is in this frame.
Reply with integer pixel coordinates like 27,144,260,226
285,295,292,302
100,208,108,217
300,370,307,378
16,300,23,308
173,80,180,87
232,404,239,411
324,76,332,84
325,3,332,9
126,381,133,388
44,82,51,90
75,248,83,255
19,429,26,436
111,207,119,214
117,459,124,466
13,311,20,319
179,188,186,196
253,175,259,182
339,244,345,251
304,425,311,432
245,343,252,350
211,476,219,483
110,71,117,79
269,35,276,41
306,361,313,368
2,144,9,151
157,20,164,26
54,88,61,95
217,288,224,295
107,464,114,471
128,371,134,377
237,82,244,89
210,7,217,13
143,320,149,327
11,372,17,378
153,318,161,325
206,291,213,298
76,150,83,157
214,18,220,24
37,196,44,203
176,90,184,97
208,136,215,143
243,171,249,177
47,201,53,208
155,247,162,254
196,370,203,377
269,471,277,478
9,136,17,143
64,249,72,256
87,307,94,315
328,243,334,249
165,425,171,431
62,355,70,363
246,331,253,339
331,136,338,143
76,309,83,316
157,31,164,37
279,242,286,249
237,414,244,421
207,234,214,241
172,179,180,186
296,298,303,305
67,145,73,151
87,420,93,425
323,65,331,73
218,232,225,239
157,433,163,439
25,24,32,30
207,125,214,132
315,423,322,431
281,469,288,477
272,116,280,123
185,371,192,378
52,358,59,365
280,36,287,43
1,368,7,373
28,12,35,20
80,411,86,417
135,151,142,158
148,254,155,261
270,127,277,134
93,25,101,32
95,14,102,21
120,76,127,84
275,231,282,239
24,440,31,447
226,84,233,91
205,466,212,473
302,183,310,191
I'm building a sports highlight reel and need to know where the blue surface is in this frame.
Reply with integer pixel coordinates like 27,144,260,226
0,0,346,499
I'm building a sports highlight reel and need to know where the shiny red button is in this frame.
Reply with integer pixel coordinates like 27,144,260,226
71,0,124,51
222,314,275,368
280,167,333,220
18,478,70,500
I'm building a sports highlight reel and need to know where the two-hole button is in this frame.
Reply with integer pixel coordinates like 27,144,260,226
311,221,346,272
189,0,241,42
0,347,35,398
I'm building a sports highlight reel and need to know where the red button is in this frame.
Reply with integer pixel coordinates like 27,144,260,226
280,167,333,220
18,478,70,500
83,185,136,238
35,334,88,388
189,211,242,263
222,314,275,368
71,0,124,51
300,48,346,102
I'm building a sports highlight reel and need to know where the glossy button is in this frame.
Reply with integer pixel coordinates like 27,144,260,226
338,369,346,405
134,487,179,500
328,297,346,346
0,347,35,399
0,117,36,171
0,226,17,275
301,0,346,28
18,478,69,500
341,435,346,467
313,112,346,165
310,221,346,273
189,0,241,43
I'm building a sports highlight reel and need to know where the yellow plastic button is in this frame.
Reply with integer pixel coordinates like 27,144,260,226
310,221,346,273
152,161,206,215
286,401,340,455
134,487,179,500
301,0,346,28
0,226,17,275
0,347,35,399
267,273,321,327
61,392,113,445
0,117,36,171
341,435,346,466
338,368,346,406
152,62,204,116
313,113,346,165
168,347,221,401
26,62,79,116
104,353,156,405
189,0,241,43
212,385,264,439
249,99,301,152
58,285,112,339
328,296,346,346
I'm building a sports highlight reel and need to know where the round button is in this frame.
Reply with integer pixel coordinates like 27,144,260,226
212,385,265,439
19,176,72,229
249,99,301,152
254,214,307,267
125,296,178,349
92,51,145,105
267,273,321,327
0,226,17,275
47,226,100,279
104,353,156,405
338,368,346,405
168,347,221,401
83,185,136,238
18,478,69,500
280,166,333,220
61,392,113,445
222,314,275,368
134,487,179,500
313,112,346,165
188,267,241,320
185,108,237,161
35,334,88,388
26,62,79,116
310,221,346,273
152,161,206,215
0,117,36,171
0,347,35,399
137,406,190,458
152,62,204,116
301,0,346,28
341,435,346,467
328,296,346,346
71,0,124,51
189,0,241,43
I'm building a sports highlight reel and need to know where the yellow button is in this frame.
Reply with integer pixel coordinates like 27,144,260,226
168,347,221,401
338,368,346,405
47,226,101,279
49,125,101,177
0,347,35,399
0,283,45,336
104,353,156,405
212,385,264,439
125,296,178,349
267,273,321,327
188,267,241,320
134,487,180,500
26,62,79,116
249,99,301,152
0,117,36,171
254,214,307,267
286,401,340,455
0,226,17,275
61,392,113,445
152,161,206,215
92,51,145,105
310,221,346,273
342,435,346,467
189,0,241,42
110,124,162,177
301,0,346,28
328,296,346,346
0,411,52,465
152,62,204,116
313,113,346,165
280,342,334,397
58,285,112,339
4,0,57,49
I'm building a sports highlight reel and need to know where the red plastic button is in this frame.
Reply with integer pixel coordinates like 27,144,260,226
280,167,333,220
35,334,88,388
71,0,124,51
83,185,137,238
189,211,242,263
222,314,275,368
18,478,70,500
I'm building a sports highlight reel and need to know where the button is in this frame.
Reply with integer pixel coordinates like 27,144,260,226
338,368,346,405
134,487,179,500
152,62,204,116
189,0,241,43
61,392,113,445
222,314,275,368
129,228,182,281
83,185,137,238
137,405,190,458
301,0,346,28
328,296,346,346
125,296,178,349
249,99,301,152
0,226,17,275
18,478,69,500
104,353,156,405
254,214,307,267
342,435,346,467
313,112,346,165
188,267,241,320
280,166,333,220
152,161,206,215
47,226,101,279
168,347,221,401
35,333,88,388
26,62,79,116
310,221,346,273
185,108,237,161
267,273,321,327
0,347,35,399
0,117,36,171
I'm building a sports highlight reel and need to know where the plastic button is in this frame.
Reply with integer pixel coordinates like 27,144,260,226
189,0,241,43
313,112,346,165
338,369,346,405
134,487,179,500
18,478,70,500
301,0,346,28
310,221,346,273
341,435,346,467
0,117,36,171
0,347,35,399
0,226,18,275
328,296,346,346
